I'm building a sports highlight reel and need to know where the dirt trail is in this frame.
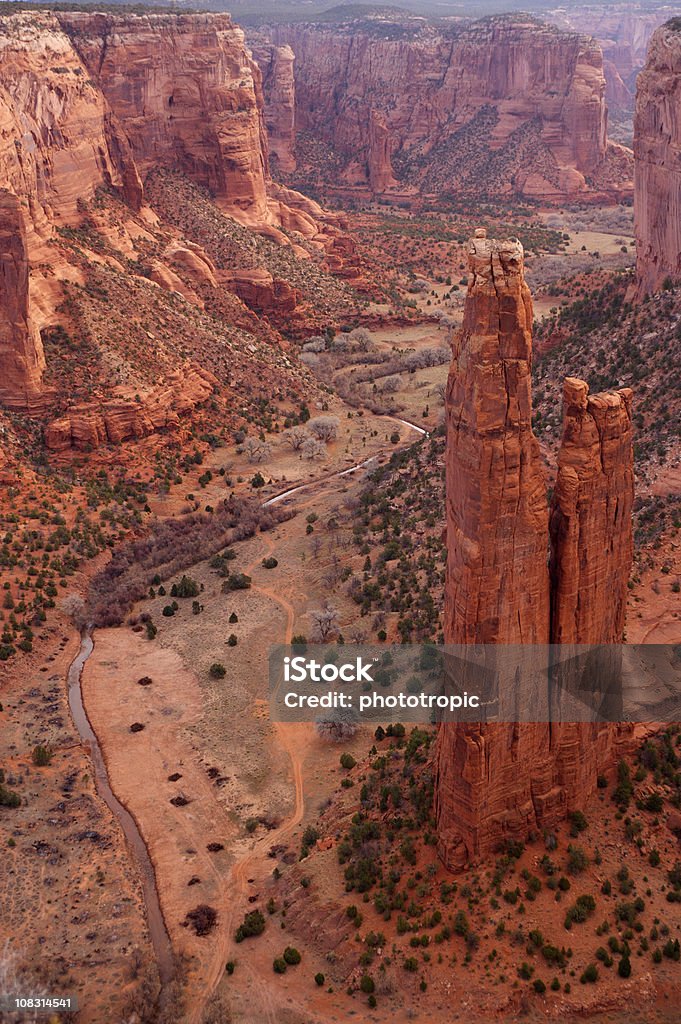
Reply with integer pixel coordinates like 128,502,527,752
187,533,305,1024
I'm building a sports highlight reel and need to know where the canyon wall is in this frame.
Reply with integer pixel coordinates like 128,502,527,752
0,190,44,409
266,13,628,198
634,20,681,296
252,42,297,173
0,10,354,410
57,12,270,226
547,4,668,110
0,11,142,235
435,232,634,869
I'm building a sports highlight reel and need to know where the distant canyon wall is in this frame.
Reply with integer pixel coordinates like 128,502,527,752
547,4,669,111
260,13,632,199
635,20,681,296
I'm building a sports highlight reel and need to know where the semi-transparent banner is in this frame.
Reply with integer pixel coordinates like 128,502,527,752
268,644,681,723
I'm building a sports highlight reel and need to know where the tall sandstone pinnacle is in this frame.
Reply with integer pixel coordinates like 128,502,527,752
435,231,634,870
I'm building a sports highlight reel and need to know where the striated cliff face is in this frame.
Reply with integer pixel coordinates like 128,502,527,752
0,11,142,236
253,42,297,173
266,13,628,198
57,12,270,226
550,377,634,645
547,4,667,110
435,232,635,870
0,189,44,408
634,21,681,296
443,231,550,646
45,364,217,451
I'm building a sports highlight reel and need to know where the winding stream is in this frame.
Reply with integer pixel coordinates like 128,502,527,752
65,415,428,989
67,630,175,986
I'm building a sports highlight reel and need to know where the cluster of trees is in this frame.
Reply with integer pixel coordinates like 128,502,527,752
86,497,291,627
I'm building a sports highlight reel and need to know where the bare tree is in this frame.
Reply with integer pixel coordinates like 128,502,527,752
315,708,358,741
309,604,339,641
308,416,340,442
61,593,87,629
378,375,401,394
322,555,343,588
283,425,311,451
244,437,272,463
349,327,372,352
301,437,326,460
310,535,323,559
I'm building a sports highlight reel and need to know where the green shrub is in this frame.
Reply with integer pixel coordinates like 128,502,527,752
580,963,598,984
32,745,52,767
221,573,252,592
340,753,357,770
618,956,632,978
315,972,325,986
235,910,266,942
273,957,287,974
171,575,199,598
209,663,226,679
283,946,302,965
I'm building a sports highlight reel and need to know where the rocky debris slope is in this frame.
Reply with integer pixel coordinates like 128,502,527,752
265,12,632,199
635,20,681,296
435,231,634,869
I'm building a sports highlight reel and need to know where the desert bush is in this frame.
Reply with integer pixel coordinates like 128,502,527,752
184,905,217,936
235,910,266,942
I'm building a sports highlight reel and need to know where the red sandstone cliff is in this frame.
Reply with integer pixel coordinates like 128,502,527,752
548,4,667,110
45,364,217,451
435,232,635,869
550,377,634,644
436,230,553,868
443,231,550,646
0,10,357,410
57,12,272,228
0,12,142,234
266,12,630,198
253,42,297,174
0,190,44,409
634,21,681,296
